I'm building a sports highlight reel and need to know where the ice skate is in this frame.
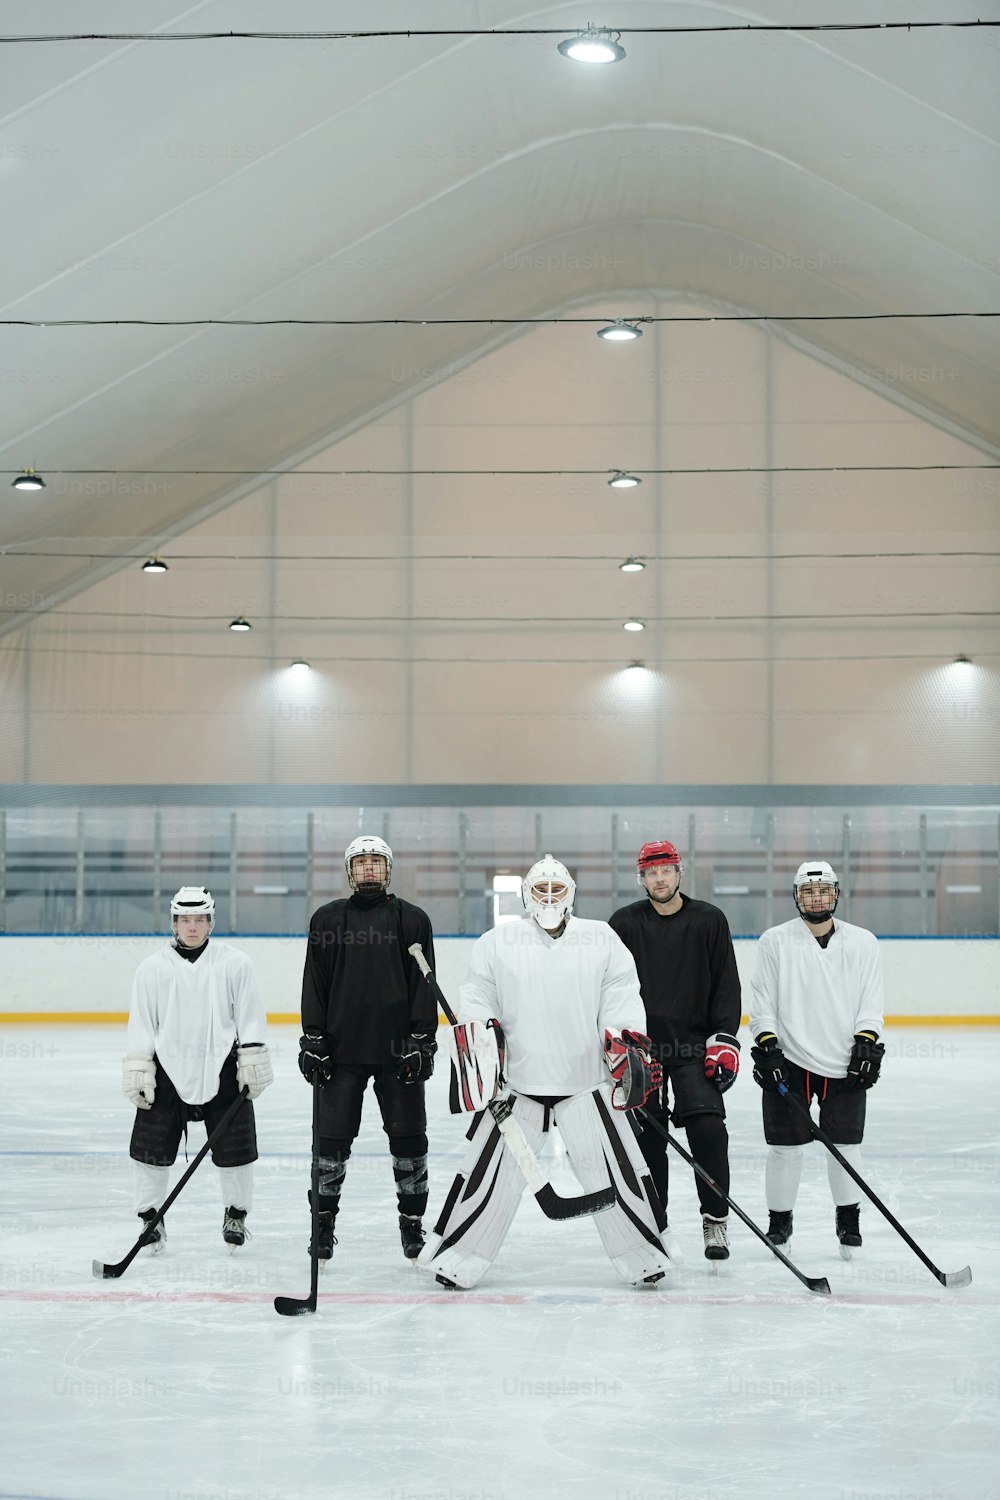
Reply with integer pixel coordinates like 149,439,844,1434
702,1214,730,1263
310,1211,337,1269
836,1203,861,1260
766,1209,793,1246
399,1214,425,1261
138,1208,166,1255
222,1206,249,1251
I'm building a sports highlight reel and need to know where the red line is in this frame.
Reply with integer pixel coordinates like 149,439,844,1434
0,1288,990,1307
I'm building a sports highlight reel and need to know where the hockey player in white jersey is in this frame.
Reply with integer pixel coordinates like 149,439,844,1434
418,856,674,1290
749,861,885,1257
123,887,273,1251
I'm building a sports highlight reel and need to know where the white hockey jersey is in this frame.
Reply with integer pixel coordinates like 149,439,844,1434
458,916,646,1094
749,918,885,1078
125,941,267,1104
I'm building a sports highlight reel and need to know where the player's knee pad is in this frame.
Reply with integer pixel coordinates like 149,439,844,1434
388,1133,428,1158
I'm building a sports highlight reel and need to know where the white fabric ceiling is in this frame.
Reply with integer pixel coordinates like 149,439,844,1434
0,0,997,653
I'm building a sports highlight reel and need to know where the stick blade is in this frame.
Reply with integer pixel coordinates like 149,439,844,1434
273,1294,317,1317
534,1183,616,1220
941,1265,972,1289
805,1275,832,1296
92,1258,124,1280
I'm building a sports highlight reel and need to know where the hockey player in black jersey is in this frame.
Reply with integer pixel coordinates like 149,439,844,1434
609,840,742,1261
297,837,437,1263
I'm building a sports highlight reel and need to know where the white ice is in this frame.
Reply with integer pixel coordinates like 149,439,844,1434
2,1025,998,1500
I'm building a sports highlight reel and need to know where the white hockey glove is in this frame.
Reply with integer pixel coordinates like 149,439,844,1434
236,1043,273,1100
123,1055,156,1110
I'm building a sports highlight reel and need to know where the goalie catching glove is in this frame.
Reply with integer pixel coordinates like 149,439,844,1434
843,1031,885,1091
236,1043,273,1099
604,1029,662,1111
123,1055,156,1110
704,1032,740,1093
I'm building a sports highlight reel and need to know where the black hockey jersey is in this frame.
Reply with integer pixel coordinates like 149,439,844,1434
608,895,741,1065
300,891,437,1065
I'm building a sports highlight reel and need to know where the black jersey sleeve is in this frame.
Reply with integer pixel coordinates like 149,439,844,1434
400,902,437,1033
706,909,742,1036
300,906,338,1033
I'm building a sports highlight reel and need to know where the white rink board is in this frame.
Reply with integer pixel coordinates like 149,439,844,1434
1,933,997,1018
1,1024,997,1500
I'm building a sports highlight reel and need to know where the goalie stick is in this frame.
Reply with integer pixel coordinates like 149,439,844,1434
274,1073,323,1316
93,1086,250,1280
777,1083,972,1288
636,1108,831,1296
408,943,615,1220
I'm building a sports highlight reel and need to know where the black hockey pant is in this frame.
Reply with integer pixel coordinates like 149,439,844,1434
314,1063,428,1221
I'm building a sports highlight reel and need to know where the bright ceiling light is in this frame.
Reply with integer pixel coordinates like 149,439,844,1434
623,619,645,633
627,659,646,670
597,320,643,342
609,471,641,489
229,616,252,632
619,557,645,573
953,653,972,666
289,658,311,673
557,27,625,64
141,555,168,574
12,468,45,492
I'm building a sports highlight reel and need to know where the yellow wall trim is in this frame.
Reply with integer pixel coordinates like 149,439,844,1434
1,1010,998,1027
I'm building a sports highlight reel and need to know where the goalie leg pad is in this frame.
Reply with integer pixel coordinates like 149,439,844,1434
554,1084,674,1285
418,1097,543,1287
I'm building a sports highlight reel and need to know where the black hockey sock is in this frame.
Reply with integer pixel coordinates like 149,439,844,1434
391,1153,429,1218
684,1114,730,1219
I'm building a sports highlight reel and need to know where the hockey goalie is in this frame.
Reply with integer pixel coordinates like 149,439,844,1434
417,856,675,1290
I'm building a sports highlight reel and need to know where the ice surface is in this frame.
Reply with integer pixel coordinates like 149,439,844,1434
1,1024,998,1500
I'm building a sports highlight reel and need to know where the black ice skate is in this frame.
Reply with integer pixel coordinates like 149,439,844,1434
702,1214,730,1261
222,1206,249,1249
836,1203,862,1260
310,1212,337,1266
766,1210,793,1246
139,1208,167,1254
399,1214,425,1260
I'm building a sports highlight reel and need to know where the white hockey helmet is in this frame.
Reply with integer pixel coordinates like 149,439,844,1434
170,885,215,930
793,860,840,922
522,854,576,932
345,835,393,891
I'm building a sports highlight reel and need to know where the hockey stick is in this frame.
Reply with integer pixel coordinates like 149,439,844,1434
274,1073,322,1316
408,943,615,1220
636,1107,831,1296
777,1082,972,1288
93,1085,250,1280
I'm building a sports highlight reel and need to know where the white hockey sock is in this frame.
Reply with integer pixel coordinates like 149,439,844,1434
765,1144,805,1212
826,1143,862,1207
133,1161,170,1213
218,1164,253,1212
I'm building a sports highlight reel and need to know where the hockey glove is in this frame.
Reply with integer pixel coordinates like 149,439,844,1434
396,1032,438,1085
297,1032,335,1084
123,1055,156,1110
843,1031,885,1091
236,1043,273,1099
751,1033,789,1092
704,1032,741,1093
604,1029,663,1112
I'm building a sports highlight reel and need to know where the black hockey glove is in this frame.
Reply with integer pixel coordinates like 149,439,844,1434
751,1033,789,1092
396,1032,437,1086
843,1031,885,1091
297,1032,335,1084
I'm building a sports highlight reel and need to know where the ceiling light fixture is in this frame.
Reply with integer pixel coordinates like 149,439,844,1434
619,557,645,573
954,653,972,665
12,468,45,492
597,319,643,342
623,619,645,633
141,555,168,574
229,616,252,632
609,471,641,489
289,658,311,673
557,26,625,64
627,659,646,670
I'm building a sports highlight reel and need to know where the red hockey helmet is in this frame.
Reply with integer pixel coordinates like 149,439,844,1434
636,840,683,888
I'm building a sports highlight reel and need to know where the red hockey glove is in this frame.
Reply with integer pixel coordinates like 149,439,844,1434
704,1032,741,1094
604,1029,662,1111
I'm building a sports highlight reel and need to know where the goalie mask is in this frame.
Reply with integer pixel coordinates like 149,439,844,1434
522,855,575,932
170,886,215,935
345,835,393,893
793,860,840,924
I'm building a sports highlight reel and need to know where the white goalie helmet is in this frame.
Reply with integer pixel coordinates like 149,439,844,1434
345,835,393,891
522,854,576,931
793,860,840,922
170,886,215,929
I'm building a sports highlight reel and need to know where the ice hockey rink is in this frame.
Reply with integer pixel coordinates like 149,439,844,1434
2,1023,997,1500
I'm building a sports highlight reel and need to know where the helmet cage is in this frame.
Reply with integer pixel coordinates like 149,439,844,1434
793,861,840,923
345,835,393,892
522,855,576,931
